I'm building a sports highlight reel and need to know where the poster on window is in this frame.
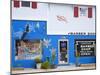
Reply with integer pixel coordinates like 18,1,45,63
15,40,42,60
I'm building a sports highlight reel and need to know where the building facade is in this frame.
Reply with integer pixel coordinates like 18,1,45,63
11,0,96,69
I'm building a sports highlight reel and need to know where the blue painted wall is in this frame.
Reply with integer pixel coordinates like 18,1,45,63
11,20,96,68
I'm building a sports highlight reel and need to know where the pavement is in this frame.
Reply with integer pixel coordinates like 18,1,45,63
11,64,96,74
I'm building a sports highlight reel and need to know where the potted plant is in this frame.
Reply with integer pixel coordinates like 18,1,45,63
34,57,42,69
41,61,50,69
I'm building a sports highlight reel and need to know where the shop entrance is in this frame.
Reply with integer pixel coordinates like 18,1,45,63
58,39,68,64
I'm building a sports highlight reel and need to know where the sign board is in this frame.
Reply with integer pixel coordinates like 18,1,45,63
75,39,96,57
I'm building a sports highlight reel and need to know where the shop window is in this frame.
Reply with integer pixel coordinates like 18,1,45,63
15,39,42,60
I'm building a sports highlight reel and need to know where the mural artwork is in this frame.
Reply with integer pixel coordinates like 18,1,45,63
11,0,96,74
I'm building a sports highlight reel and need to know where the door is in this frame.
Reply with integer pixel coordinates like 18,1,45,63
58,39,68,64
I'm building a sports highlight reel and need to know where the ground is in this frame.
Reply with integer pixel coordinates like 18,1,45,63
11,64,96,74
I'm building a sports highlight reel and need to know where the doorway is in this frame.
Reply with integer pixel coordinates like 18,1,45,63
58,39,68,64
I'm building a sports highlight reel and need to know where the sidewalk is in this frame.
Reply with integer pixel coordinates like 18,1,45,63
11,64,96,74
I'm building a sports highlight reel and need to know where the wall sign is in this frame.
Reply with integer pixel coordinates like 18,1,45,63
75,39,96,57
80,8,87,16
56,15,67,23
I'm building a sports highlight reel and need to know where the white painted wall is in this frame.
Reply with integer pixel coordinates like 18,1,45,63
12,1,96,35
47,4,96,35
12,2,48,20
